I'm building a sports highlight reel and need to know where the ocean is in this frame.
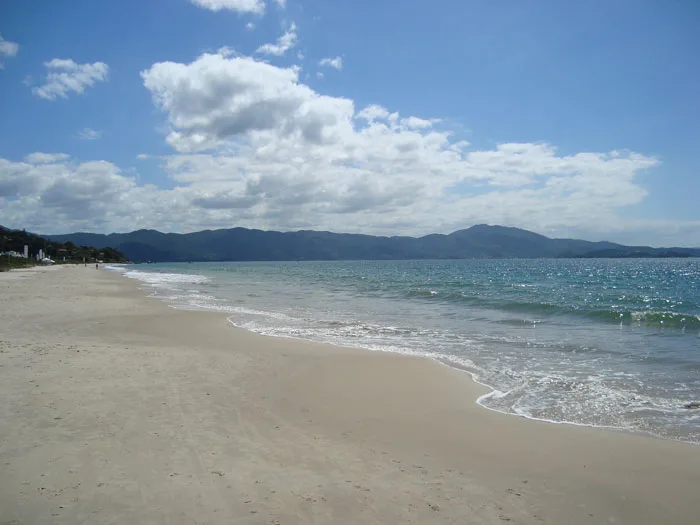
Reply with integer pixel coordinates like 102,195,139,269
106,258,700,443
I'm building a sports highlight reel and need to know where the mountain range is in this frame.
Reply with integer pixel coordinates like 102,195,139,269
44,225,700,263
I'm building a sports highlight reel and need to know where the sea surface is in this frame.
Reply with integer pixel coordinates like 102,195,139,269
106,259,700,443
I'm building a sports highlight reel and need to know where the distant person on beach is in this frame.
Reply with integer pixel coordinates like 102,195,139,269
95,262,98,270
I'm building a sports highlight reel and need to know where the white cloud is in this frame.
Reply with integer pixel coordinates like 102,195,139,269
401,116,438,129
0,34,19,57
3,51,689,246
316,71,324,79
0,33,19,68
273,0,286,7
141,51,352,152
32,59,109,100
0,155,187,233
78,128,103,140
256,23,297,56
189,0,265,14
319,56,343,70
24,153,71,164
246,22,255,30
131,50,669,242
1,144,679,244
356,104,390,122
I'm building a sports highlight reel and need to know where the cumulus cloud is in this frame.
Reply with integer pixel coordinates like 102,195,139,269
0,155,188,233
356,104,390,122
0,33,19,68
256,23,298,56
32,59,109,100
141,51,353,152
319,56,343,70
188,0,265,14
23,153,70,164
401,116,438,129
124,50,673,241
78,128,103,140
3,50,686,245
2,143,678,244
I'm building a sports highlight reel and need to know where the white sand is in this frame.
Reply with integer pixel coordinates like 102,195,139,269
1,266,699,524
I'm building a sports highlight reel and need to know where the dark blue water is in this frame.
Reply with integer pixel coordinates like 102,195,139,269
107,259,700,443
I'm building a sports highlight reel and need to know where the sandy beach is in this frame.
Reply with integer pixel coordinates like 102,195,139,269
1,266,699,524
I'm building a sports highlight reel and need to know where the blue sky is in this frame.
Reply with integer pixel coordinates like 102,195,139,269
1,0,698,245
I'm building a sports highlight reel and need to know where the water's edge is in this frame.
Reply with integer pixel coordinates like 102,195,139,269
105,263,699,445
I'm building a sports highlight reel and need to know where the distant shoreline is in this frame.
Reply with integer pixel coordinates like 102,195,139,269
43,224,699,263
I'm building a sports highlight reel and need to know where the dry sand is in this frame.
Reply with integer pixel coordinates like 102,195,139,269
1,266,699,524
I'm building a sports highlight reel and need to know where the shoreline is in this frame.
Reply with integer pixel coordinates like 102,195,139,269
224,314,668,444
115,265,698,446
2,266,700,524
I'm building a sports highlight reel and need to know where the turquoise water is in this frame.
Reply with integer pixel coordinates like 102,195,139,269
107,259,700,443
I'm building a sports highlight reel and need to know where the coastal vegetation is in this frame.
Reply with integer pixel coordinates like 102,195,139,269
0,225,127,271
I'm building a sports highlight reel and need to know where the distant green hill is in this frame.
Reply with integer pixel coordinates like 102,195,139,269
42,224,700,263
0,225,127,269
